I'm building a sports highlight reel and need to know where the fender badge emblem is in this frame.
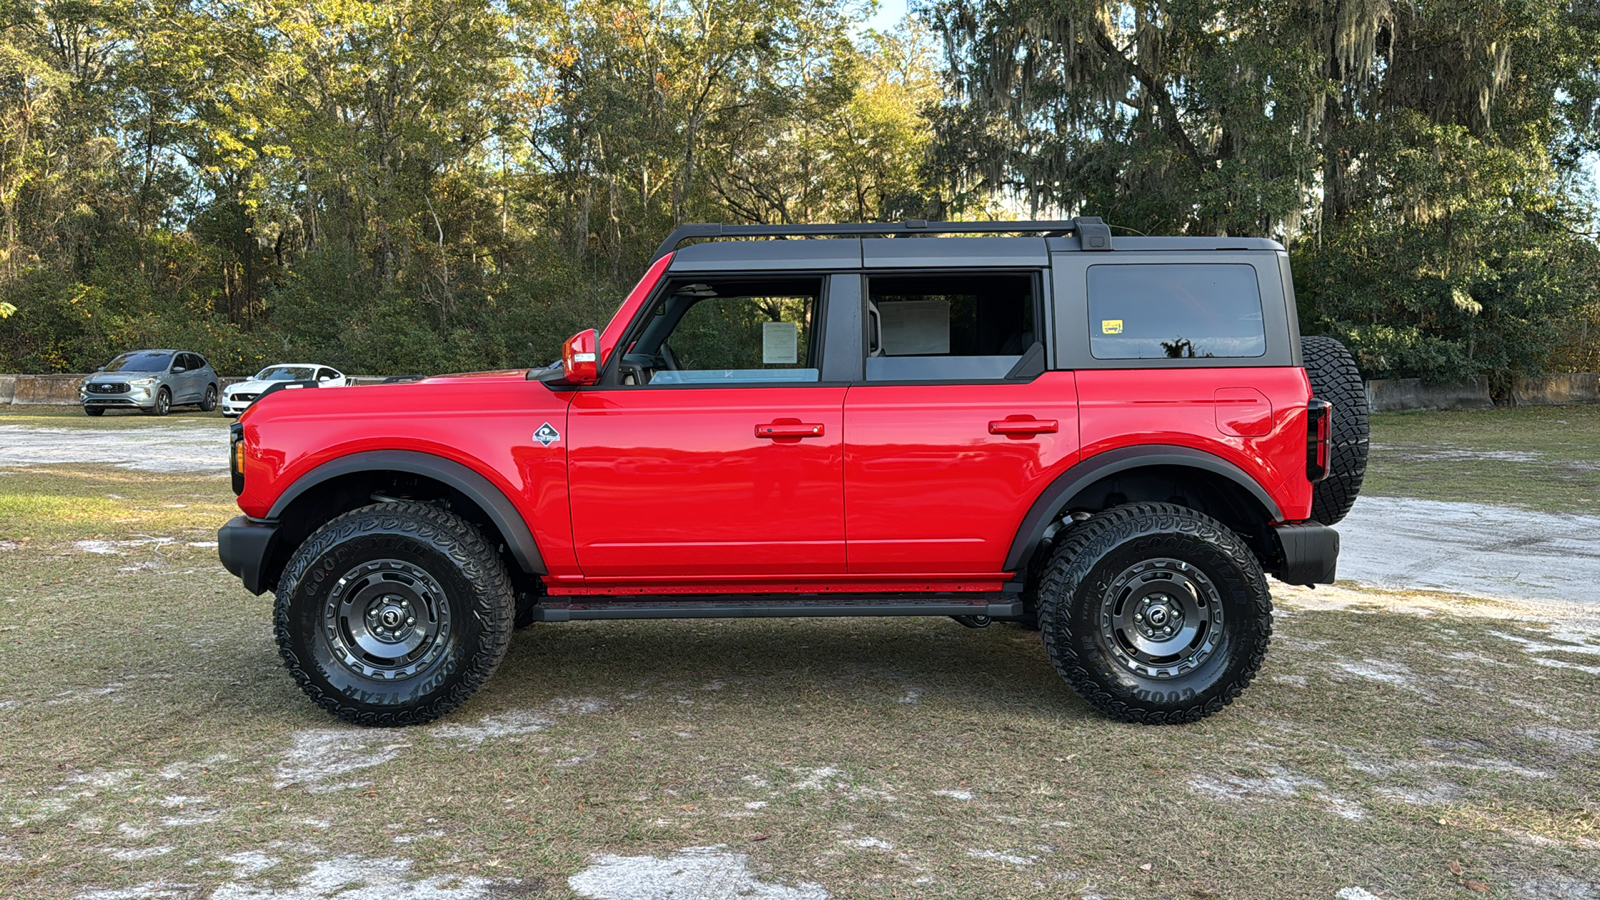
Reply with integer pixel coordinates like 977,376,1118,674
533,422,560,446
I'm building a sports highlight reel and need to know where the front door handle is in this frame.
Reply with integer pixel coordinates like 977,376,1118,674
756,422,826,439
988,418,1059,437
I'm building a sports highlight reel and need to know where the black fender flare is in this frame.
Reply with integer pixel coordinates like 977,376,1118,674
267,450,547,575
1003,445,1284,573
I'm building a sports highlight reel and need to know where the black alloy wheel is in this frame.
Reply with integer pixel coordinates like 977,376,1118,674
274,502,514,726
1038,503,1272,724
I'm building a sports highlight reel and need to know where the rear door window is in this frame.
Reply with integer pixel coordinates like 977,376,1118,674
865,273,1038,381
1087,264,1265,359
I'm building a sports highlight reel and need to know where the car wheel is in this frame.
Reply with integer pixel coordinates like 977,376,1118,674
1301,336,1369,524
1037,503,1272,724
200,384,218,412
143,387,171,416
274,502,514,727
84,407,104,417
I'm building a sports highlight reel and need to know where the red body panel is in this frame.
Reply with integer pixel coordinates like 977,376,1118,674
235,256,1318,597
843,374,1081,574
565,386,847,580
1075,368,1314,522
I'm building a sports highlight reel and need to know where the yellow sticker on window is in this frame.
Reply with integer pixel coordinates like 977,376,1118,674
1101,319,1123,334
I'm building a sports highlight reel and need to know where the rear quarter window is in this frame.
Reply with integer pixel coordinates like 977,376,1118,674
1088,264,1265,360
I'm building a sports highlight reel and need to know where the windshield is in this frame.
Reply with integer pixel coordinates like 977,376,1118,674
103,352,172,373
256,366,315,381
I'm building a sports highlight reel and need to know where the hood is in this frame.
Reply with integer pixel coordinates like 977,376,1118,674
226,379,284,395
84,372,160,384
419,369,530,383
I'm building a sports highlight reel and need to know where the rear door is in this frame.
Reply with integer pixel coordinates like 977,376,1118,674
566,273,850,582
174,353,201,403
843,240,1080,578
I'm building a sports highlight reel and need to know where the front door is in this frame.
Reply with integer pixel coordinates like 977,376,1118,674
566,274,846,581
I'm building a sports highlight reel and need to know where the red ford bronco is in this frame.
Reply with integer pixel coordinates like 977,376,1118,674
219,219,1368,727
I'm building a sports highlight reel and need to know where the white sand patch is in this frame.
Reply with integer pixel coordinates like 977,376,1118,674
965,848,1036,866
77,882,197,900
159,811,220,827
568,846,827,900
0,848,23,862
843,837,893,850
1335,889,1384,900
118,823,155,839
430,698,610,748
219,851,279,876
76,538,176,555
210,854,505,899
1522,726,1599,753
157,795,204,808
1189,768,1366,820
69,769,137,789
1370,445,1540,463
742,775,771,789
0,540,18,551
932,789,973,800
1334,659,1414,686
556,751,597,767
791,767,846,791
1272,674,1308,687
898,688,922,704
744,801,768,810
187,541,218,548
273,729,408,792
0,423,228,475
430,709,553,746
391,830,445,844
1338,496,1600,603
107,846,174,860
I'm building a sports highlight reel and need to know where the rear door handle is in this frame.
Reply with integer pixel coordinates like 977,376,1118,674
756,422,826,439
988,418,1059,437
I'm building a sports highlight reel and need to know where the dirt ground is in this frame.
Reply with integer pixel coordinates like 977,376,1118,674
0,406,1596,899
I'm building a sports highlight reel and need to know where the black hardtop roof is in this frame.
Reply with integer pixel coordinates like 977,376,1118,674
652,219,1284,263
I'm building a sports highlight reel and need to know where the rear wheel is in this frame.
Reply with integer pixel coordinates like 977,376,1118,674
1301,336,1369,524
274,502,514,726
1037,503,1272,724
200,384,218,412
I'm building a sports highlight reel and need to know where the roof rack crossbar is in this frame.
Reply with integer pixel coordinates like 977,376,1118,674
649,217,1112,263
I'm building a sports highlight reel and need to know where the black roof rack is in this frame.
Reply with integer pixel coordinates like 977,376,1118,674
649,217,1112,264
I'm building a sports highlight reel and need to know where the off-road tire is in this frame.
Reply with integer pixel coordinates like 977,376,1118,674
1301,336,1369,524
84,407,104,417
200,384,218,412
143,387,171,417
274,501,514,727
1037,503,1272,724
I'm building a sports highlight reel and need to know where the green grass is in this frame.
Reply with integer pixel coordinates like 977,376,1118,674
1,456,1597,898
0,404,227,429
1366,405,1600,514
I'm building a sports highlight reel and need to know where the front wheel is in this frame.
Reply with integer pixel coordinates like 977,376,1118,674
274,502,514,726
1037,503,1272,724
143,387,171,416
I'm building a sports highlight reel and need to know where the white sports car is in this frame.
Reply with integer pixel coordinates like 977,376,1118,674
221,364,346,417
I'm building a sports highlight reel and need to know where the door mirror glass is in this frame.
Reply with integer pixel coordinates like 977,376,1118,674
561,329,600,385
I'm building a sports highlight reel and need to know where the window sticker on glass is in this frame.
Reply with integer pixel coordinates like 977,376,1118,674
1101,319,1123,334
880,299,950,355
762,321,799,365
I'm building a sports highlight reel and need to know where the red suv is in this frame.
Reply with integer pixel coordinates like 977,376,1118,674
219,219,1368,727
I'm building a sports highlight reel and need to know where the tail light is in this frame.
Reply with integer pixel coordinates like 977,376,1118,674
1306,399,1331,483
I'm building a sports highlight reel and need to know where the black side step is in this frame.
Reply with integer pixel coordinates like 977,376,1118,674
526,594,1025,623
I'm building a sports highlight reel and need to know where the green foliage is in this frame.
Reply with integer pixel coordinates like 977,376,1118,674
0,0,1597,384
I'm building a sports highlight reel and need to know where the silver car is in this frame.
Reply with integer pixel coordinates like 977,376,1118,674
79,350,219,416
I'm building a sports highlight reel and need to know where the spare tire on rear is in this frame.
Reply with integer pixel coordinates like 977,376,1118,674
1301,336,1369,524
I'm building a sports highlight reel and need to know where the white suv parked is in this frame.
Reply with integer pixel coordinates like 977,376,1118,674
221,364,346,417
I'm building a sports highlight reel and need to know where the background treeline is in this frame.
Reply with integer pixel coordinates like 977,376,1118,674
1,0,1598,389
